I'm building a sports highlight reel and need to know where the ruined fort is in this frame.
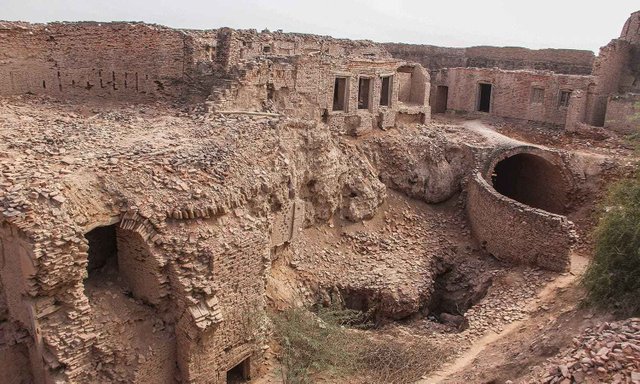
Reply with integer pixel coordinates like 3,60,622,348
0,10,639,384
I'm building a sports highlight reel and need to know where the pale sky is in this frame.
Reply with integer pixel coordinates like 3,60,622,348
2,0,638,53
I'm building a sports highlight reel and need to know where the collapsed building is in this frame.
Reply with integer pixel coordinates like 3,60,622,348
0,11,638,384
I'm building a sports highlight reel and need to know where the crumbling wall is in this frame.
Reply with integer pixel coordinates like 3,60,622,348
435,67,594,126
383,44,595,75
565,90,589,132
0,221,48,382
227,29,389,65
116,227,170,305
588,39,634,127
211,54,430,133
605,93,640,133
267,120,388,224
0,22,194,99
620,11,640,45
171,214,270,383
584,11,640,127
467,172,574,272
0,238,34,384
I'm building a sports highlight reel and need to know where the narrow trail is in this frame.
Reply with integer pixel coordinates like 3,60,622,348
418,252,589,384
462,120,534,147
462,119,615,164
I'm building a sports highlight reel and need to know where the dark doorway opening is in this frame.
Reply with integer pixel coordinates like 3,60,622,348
380,76,392,107
332,77,348,111
227,357,251,384
492,153,568,214
434,86,448,113
85,224,118,277
358,77,371,110
478,83,492,112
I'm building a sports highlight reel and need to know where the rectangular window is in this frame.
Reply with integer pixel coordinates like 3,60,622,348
559,90,572,108
358,77,371,110
380,76,392,107
531,87,545,104
332,77,348,111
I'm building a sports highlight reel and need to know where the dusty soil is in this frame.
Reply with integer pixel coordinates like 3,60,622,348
2,96,636,383
261,116,638,384
84,260,177,383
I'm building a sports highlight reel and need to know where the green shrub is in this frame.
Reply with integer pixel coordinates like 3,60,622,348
583,173,640,315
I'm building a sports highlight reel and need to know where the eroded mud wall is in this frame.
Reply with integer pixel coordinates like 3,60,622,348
383,44,595,75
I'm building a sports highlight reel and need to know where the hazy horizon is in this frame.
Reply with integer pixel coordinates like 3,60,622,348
2,0,638,53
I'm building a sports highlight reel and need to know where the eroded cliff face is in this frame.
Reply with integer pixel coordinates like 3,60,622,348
278,119,387,225
265,122,481,325
360,125,473,204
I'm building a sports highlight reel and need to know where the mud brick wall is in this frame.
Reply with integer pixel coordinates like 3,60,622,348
621,11,640,45
0,223,37,334
175,215,269,383
586,40,633,126
592,40,633,95
383,44,595,75
465,47,595,75
0,269,33,384
0,22,190,99
467,172,574,272
605,94,640,133
116,227,169,305
381,44,466,72
0,341,32,383
228,30,389,65
435,67,594,126
0,222,42,382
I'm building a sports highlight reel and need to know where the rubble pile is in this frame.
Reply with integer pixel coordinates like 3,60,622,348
537,319,640,384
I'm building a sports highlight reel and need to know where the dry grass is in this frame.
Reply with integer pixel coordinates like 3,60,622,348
270,308,446,384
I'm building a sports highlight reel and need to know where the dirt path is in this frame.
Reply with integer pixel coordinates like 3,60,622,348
419,251,590,383
462,120,533,147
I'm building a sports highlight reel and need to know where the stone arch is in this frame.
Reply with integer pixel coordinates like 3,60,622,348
83,211,168,305
82,211,176,383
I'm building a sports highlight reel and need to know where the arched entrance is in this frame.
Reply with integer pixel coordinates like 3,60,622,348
491,152,569,214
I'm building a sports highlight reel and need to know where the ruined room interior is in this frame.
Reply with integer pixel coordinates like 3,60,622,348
0,8,640,384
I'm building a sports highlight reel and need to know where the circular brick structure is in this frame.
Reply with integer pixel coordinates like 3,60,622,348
467,146,576,272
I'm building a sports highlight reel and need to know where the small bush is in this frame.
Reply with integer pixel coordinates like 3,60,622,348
359,336,446,384
270,308,353,384
270,308,446,384
583,173,640,315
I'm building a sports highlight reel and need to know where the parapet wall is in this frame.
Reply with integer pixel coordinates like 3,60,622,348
467,172,574,272
0,22,192,99
383,44,595,75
